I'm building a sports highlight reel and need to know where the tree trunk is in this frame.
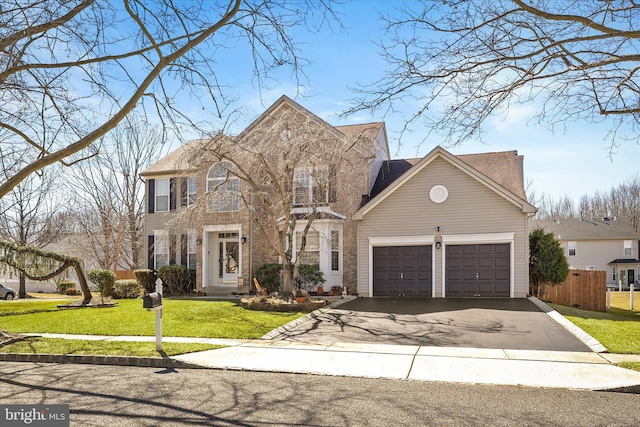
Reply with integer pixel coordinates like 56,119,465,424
19,272,26,299
73,262,92,305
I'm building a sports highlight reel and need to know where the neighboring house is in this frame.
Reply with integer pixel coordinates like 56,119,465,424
532,217,640,289
141,96,536,298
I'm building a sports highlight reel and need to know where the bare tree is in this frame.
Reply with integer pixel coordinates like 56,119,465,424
68,116,166,270
348,1,640,150
173,105,372,296
535,174,640,232
535,195,577,220
0,169,63,297
0,0,339,198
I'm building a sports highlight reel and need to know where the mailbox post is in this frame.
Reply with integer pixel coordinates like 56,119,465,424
154,278,163,352
143,278,163,352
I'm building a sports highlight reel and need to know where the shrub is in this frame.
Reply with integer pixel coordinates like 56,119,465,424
255,263,282,293
295,264,326,290
87,269,116,303
57,281,76,294
135,269,157,293
112,279,142,299
157,265,195,295
65,288,79,295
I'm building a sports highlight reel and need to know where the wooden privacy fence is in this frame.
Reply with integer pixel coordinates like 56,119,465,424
115,270,136,281
539,269,606,312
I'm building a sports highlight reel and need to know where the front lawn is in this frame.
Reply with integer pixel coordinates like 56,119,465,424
550,303,640,354
0,298,304,339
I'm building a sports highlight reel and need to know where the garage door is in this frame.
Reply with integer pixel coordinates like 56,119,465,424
446,244,510,297
373,245,432,296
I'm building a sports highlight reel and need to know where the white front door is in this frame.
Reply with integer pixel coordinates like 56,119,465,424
219,238,239,284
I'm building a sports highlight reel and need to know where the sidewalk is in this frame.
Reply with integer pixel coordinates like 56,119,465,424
19,332,640,392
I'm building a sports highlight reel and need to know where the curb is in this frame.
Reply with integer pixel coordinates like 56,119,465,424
261,296,357,340
528,296,608,353
0,352,205,369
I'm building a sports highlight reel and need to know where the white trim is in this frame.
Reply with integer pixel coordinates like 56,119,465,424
367,236,436,297
440,233,515,298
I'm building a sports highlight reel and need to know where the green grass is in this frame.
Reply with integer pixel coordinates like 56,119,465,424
0,337,222,357
0,298,304,339
550,303,640,354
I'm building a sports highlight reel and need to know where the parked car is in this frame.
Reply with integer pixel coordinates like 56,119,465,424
0,284,16,300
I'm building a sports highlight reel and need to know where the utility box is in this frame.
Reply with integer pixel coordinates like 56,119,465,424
143,292,162,309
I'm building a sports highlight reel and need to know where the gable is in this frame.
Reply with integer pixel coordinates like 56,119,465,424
363,156,528,224
354,146,536,219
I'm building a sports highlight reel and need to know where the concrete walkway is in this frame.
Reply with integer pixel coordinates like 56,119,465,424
24,332,640,392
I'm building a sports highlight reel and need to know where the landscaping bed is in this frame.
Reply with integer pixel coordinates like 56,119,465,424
241,296,326,312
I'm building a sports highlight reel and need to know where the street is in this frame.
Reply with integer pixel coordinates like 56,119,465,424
1,362,639,426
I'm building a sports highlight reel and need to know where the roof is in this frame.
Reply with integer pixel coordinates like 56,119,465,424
609,258,640,265
355,146,536,219
141,97,386,177
457,151,526,200
335,122,385,140
140,138,212,176
532,218,640,240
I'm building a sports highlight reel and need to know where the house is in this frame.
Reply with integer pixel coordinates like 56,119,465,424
141,96,536,297
532,217,640,289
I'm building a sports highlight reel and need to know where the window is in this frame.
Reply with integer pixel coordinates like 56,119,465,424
296,230,319,266
187,177,197,206
187,232,197,270
207,162,239,212
154,233,169,269
155,179,170,212
624,240,633,256
568,241,576,256
331,230,340,271
293,166,335,206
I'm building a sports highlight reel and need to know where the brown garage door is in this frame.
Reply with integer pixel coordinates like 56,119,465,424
446,244,510,297
373,245,432,297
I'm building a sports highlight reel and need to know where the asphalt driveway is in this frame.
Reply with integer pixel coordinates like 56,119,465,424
270,298,592,352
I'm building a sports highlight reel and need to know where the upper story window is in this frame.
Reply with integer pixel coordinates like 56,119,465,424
155,179,170,212
207,162,239,212
624,240,633,256
293,166,336,206
568,241,576,256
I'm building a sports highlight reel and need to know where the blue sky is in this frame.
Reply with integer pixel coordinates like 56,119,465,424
177,1,640,204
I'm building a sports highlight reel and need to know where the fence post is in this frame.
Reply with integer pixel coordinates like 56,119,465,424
631,284,635,311
607,288,611,310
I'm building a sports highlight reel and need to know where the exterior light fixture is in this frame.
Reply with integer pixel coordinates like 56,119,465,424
435,235,443,250
241,235,247,244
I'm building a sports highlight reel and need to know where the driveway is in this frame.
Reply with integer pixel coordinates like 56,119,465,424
270,298,592,352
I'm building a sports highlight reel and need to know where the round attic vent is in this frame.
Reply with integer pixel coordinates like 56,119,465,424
429,185,448,204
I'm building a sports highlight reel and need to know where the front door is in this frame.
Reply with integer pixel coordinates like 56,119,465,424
220,239,239,283
628,269,636,288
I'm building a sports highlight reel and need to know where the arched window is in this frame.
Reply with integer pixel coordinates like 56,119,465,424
207,162,239,212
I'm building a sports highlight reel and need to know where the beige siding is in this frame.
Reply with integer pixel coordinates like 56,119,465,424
357,157,530,297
